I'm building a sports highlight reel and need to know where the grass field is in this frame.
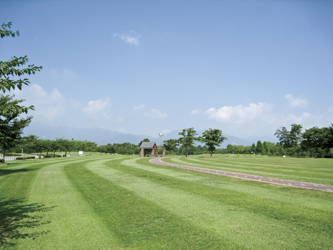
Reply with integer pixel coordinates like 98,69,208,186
163,154,333,186
0,154,332,249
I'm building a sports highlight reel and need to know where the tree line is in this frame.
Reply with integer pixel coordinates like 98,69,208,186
162,124,333,158
10,124,333,159
274,124,333,158
221,124,333,158
10,135,98,157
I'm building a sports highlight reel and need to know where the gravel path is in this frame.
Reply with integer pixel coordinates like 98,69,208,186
150,157,333,193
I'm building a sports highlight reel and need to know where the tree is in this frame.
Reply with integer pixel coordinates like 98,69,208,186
106,143,114,154
163,139,178,155
275,124,303,156
251,143,256,154
301,126,333,158
200,128,227,157
226,144,234,154
178,128,199,157
256,140,263,154
34,139,46,158
262,141,268,154
0,95,32,162
50,140,60,157
19,135,38,154
0,22,42,162
1,22,42,92
56,138,72,156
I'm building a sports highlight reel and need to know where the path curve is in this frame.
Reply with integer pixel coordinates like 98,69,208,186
150,157,333,193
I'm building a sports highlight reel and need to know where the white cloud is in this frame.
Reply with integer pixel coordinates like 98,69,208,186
145,108,167,118
113,31,140,45
83,97,111,119
191,109,200,115
285,112,311,124
285,94,308,108
206,102,270,123
10,84,66,123
133,104,145,112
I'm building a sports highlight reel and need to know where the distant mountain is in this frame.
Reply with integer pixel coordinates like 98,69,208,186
23,124,267,147
222,134,253,147
242,134,278,144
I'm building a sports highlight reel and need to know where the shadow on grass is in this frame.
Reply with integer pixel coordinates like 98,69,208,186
0,168,35,177
0,198,56,248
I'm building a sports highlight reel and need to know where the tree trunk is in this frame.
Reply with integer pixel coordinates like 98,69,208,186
2,150,5,163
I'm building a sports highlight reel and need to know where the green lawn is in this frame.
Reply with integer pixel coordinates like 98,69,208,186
0,154,332,249
163,154,333,186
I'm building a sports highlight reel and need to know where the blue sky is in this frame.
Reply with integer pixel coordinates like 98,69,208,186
1,0,333,139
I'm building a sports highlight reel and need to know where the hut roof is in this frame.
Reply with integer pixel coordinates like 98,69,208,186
140,142,157,149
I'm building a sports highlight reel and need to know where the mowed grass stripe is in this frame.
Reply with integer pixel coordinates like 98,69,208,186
14,157,124,250
181,157,333,184
185,157,333,174
0,160,60,199
188,156,333,176
120,159,333,233
86,158,333,249
125,158,333,213
65,158,236,250
164,156,333,185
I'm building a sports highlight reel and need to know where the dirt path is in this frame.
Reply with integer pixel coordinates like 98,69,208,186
150,158,333,193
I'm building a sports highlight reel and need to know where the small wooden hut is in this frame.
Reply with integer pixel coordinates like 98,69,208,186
139,142,165,157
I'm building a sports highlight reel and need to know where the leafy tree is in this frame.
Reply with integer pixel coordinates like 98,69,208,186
262,141,268,154
97,145,107,155
265,141,276,156
163,139,178,155
0,22,41,162
251,143,256,154
34,139,46,158
275,124,303,156
106,143,114,154
200,128,227,157
235,145,245,154
0,95,32,162
244,145,252,154
1,22,42,92
301,126,333,158
85,141,98,154
56,138,73,156
44,140,51,156
50,140,60,157
226,144,234,154
256,140,263,154
178,128,199,157
20,135,38,154
194,145,209,155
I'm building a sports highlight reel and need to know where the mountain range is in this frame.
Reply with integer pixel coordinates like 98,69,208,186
23,124,277,147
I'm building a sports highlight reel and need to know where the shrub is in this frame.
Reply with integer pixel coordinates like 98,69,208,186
16,156,36,160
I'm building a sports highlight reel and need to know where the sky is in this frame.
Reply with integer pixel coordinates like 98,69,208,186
1,0,333,140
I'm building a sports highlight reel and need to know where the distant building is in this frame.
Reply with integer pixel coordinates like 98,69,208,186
139,142,165,157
